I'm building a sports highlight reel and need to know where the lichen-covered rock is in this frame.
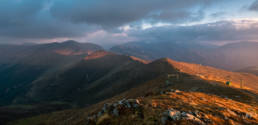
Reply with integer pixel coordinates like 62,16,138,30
167,109,181,120
112,108,119,116
161,116,168,125
162,109,205,125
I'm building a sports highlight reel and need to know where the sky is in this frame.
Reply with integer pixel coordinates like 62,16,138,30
0,0,258,47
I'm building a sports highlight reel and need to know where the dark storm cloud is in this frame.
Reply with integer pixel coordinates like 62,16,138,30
49,0,216,28
0,0,245,44
0,0,99,41
129,21,258,43
0,0,219,42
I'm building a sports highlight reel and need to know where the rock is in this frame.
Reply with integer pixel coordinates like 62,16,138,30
102,104,109,113
133,103,139,108
125,102,131,108
112,103,118,107
175,90,181,93
118,99,126,105
169,89,175,92
97,111,103,117
245,113,252,119
113,108,119,116
162,109,205,124
184,114,205,125
226,109,237,116
190,87,199,91
161,116,168,125
167,109,181,120
181,112,187,117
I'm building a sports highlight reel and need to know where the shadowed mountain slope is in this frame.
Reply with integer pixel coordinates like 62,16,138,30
0,41,103,106
10,58,258,125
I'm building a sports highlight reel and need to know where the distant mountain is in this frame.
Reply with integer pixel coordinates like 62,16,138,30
9,54,258,106
110,41,210,64
0,41,103,106
205,42,258,70
237,66,258,75
111,41,258,70
0,40,103,65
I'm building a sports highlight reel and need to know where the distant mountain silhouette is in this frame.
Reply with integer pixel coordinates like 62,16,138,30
237,66,258,76
0,41,103,106
111,41,258,70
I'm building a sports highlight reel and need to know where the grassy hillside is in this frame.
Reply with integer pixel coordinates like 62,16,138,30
9,58,258,125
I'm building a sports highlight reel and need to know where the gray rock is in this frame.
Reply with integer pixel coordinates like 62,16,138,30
113,108,119,116
112,103,118,107
133,103,139,108
184,113,204,125
167,109,181,120
226,109,237,116
245,113,252,119
175,90,181,93
126,102,131,108
102,104,109,112
97,111,103,117
160,91,165,94
170,89,175,92
161,116,168,125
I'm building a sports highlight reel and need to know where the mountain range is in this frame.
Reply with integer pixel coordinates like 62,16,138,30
111,41,258,71
0,40,258,125
238,66,258,76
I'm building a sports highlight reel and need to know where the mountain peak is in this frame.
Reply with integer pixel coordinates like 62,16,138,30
60,40,80,45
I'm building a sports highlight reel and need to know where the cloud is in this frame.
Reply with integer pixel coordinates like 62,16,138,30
49,0,217,28
127,20,258,44
0,0,99,42
249,0,258,11
0,0,254,46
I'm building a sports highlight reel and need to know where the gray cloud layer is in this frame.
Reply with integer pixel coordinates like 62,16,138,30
128,21,258,44
50,0,214,28
0,0,257,46
0,0,219,41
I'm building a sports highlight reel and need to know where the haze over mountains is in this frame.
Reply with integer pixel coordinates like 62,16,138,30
1,40,258,107
111,41,258,71
1,0,258,125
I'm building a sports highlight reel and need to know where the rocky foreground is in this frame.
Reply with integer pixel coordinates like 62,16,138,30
86,89,258,125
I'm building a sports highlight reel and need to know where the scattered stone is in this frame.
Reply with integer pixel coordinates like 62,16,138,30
190,87,199,91
102,103,109,113
161,116,168,125
162,109,205,125
175,90,181,93
113,108,119,116
160,91,165,94
118,99,126,105
169,89,175,92
226,109,237,116
97,111,103,117
167,109,181,120
112,103,118,107
245,113,252,119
